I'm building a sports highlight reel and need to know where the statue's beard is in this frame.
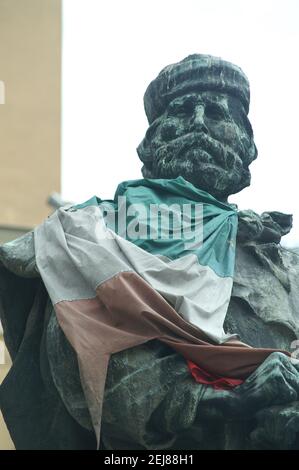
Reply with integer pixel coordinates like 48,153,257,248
146,132,251,199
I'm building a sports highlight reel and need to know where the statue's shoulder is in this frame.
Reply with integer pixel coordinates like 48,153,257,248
0,231,39,278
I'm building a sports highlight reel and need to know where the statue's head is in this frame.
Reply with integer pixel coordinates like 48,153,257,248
137,54,257,200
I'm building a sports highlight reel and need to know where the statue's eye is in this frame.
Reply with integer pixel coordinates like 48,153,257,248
145,120,160,140
205,104,225,120
168,99,195,117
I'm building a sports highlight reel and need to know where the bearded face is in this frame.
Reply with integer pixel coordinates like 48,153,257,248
137,91,257,200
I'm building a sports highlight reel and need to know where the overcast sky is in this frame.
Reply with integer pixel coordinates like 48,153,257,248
62,0,299,246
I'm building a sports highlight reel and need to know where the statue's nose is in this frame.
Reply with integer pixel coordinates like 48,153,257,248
192,105,208,133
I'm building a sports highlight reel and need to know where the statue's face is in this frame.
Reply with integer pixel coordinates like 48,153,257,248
138,91,257,200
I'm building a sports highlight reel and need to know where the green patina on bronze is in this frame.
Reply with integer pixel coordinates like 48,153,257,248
1,54,299,450
137,54,257,200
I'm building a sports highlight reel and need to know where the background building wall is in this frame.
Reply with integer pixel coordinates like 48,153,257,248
0,0,61,228
0,0,61,450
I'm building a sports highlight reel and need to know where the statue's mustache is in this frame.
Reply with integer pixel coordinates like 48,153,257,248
154,132,246,170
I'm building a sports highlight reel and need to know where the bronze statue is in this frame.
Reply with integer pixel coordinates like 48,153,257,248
1,54,299,450
138,54,256,201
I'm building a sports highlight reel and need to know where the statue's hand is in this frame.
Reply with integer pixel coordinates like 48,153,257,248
260,211,293,238
237,210,264,243
237,210,293,244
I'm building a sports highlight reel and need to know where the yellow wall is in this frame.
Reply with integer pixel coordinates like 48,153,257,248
0,0,61,449
0,0,61,228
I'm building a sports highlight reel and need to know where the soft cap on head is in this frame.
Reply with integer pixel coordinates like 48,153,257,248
144,54,250,124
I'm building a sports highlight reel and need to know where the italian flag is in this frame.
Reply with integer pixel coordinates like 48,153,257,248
34,176,288,445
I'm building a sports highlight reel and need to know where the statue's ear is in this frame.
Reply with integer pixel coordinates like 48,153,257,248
137,136,152,166
136,118,161,169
